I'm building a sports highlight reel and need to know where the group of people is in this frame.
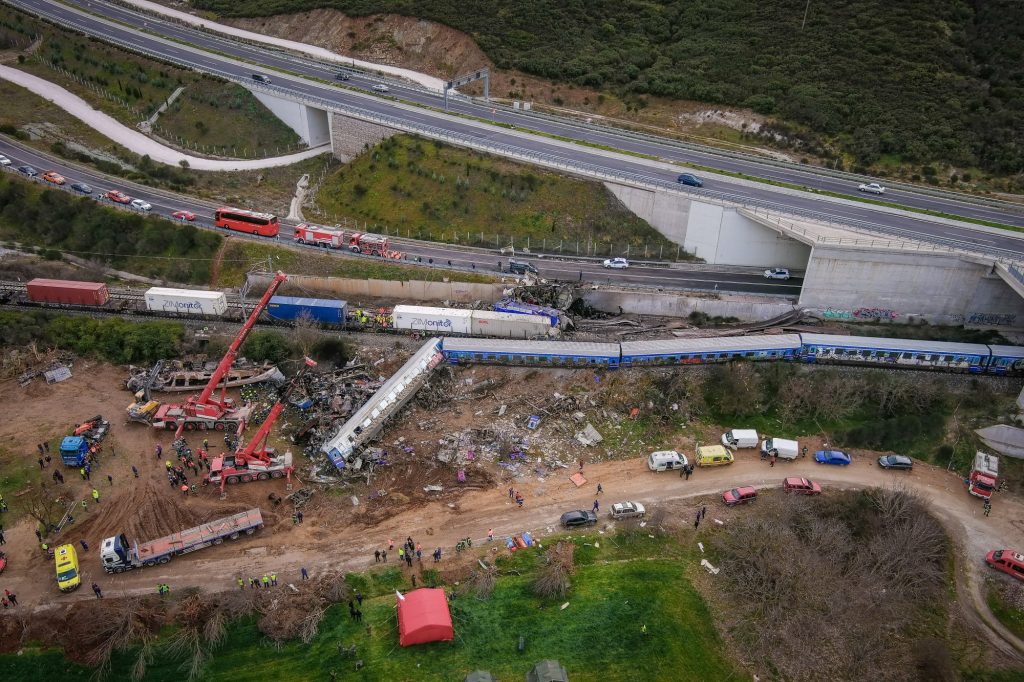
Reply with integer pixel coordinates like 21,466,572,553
0,589,18,608
507,487,525,507
239,573,280,589
373,537,443,567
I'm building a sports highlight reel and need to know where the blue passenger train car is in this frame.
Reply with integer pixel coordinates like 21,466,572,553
620,335,802,367
986,345,1024,375
799,333,989,373
441,337,620,367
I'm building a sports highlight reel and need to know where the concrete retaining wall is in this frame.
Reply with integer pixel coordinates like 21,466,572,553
330,112,397,161
799,246,1024,329
582,288,795,322
249,273,505,304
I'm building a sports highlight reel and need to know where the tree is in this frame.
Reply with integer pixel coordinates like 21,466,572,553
21,485,72,532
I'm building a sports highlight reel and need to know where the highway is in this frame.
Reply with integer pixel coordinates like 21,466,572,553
7,0,1024,262
0,137,803,296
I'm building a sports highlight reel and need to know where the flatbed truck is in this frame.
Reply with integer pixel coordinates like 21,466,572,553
100,508,263,573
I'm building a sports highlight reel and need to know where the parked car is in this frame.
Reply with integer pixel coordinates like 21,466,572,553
42,171,65,185
815,449,851,466
105,190,131,204
0,154,11,166
508,260,538,275
603,257,630,269
131,199,152,211
335,71,350,81
783,477,822,495
560,510,598,528
648,450,688,472
986,550,1024,582
372,83,390,93
763,267,791,280
878,454,913,471
723,486,758,506
609,502,646,520
676,173,703,187
251,73,271,84
172,210,196,221
18,165,37,177
70,182,93,194
858,182,885,195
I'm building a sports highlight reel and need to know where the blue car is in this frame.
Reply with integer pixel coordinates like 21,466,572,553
677,173,703,187
815,450,851,466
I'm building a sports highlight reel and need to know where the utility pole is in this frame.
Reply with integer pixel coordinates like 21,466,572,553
801,0,811,30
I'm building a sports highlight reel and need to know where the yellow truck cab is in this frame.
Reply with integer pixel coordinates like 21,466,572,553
696,445,734,467
55,544,81,592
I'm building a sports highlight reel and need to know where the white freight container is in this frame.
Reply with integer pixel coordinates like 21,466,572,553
761,437,800,460
392,305,472,335
470,310,556,338
144,287,228,316
721,428,759,449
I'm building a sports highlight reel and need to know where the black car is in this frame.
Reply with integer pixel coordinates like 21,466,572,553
251,73,271,84
878,454,913,471
509,260,539,275
560,510,598,528
70,182,93,194
335,71,351,81
18,165,37,177
677,173,703,187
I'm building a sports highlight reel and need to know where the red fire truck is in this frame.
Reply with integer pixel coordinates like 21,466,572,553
348,232,389,256
294,223,346,248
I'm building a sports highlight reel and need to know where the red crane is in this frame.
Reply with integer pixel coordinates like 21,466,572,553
151,272,288,436
205,362,313,490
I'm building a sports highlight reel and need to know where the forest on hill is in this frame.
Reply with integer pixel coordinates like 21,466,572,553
191,0,1024,177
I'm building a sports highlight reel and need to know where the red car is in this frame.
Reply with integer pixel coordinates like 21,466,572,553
105,190,131,204
783,477,822,495
722,486,758,506
172,210,196,221
986,550,1024,582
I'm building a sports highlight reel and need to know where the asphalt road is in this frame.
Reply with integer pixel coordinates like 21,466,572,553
0,138,803,295
9,0,1024,262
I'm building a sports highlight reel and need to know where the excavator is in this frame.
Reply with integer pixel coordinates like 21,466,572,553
149,272,288,436
205,361,313,491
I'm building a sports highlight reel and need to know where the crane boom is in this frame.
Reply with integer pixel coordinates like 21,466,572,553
196,271,288,408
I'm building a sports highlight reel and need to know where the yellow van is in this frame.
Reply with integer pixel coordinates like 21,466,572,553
695,445,734,467
55,544,81,593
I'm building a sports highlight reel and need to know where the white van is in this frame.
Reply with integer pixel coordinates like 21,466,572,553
761,437,799,460
721,429,759,450
648,450,688,472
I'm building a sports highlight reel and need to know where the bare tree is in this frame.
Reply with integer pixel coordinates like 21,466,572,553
533,541,575,599
21,486,71,531
291,311,321,358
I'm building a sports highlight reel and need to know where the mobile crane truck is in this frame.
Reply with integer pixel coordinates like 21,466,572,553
100,509,263,573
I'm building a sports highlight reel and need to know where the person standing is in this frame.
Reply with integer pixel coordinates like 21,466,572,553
381,550,387,562
770,454,776,468
80,539,89,552
487,528,494,543
301,567,309,580
237,577,245,590
398,547,405,563
596,483,603,495
592,499,599,513
508,487,514,499
107,474,113,486
5,590,17,606
92,583,103,598
91,489,100,504
131,465,139,478
374,549,381,563
0,529,5,545
701,506,707,520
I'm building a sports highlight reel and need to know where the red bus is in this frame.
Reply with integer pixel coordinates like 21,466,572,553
214,207,280,237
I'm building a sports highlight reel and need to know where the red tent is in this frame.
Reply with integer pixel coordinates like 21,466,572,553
397,588,454,646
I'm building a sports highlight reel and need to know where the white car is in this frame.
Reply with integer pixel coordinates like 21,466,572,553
0,155,10,166
763,267,791,280
603,257,630,269
372,83,389,93
858,182,885,195
610,502,646,520
130,199,152,211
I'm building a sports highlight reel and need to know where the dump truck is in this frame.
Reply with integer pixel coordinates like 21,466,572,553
100,509,264,573
968,452,999,499
59,436,89,466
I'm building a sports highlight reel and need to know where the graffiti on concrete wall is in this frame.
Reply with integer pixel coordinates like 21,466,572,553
823,307,853,320
853,308,898,320
967,312,1017,326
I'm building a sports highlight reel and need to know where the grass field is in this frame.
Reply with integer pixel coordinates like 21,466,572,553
314,135,687,260
987,580,1024,641
214,239,499,287
0,532,741,681
2,5,300,158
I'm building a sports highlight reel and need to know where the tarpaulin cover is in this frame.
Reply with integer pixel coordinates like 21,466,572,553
397,588,453,646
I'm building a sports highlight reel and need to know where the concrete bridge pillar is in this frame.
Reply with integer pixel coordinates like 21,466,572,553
247,88,330,146
328,112,397,162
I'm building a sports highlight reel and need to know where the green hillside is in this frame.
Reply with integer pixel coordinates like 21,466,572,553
191,0,1024,178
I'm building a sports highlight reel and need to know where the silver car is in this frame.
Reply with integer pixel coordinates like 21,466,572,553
131,198,152,211
609,502,646,519
763,267,791,280
858,182,886,195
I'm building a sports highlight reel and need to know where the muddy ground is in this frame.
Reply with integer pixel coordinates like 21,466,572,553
0,347,1022,670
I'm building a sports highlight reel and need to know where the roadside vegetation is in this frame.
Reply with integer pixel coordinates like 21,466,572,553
986,579,1024,641
194,0,1024,191
213,239,499,288
709,488,952,679
313,135,685,259
2,6,301,157
0,531,740,680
